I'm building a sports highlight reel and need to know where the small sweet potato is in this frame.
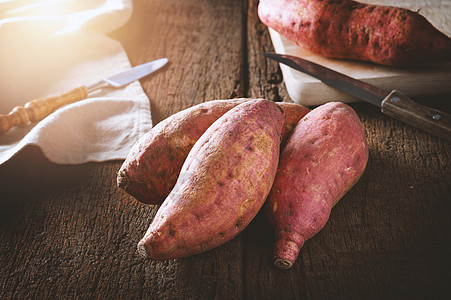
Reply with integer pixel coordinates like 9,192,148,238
258,0,451,66
267,102,368,269
117,99,309,205
138,99,284,260
278,102,310,146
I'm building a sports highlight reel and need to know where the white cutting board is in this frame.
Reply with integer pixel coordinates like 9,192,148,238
268,0,451,106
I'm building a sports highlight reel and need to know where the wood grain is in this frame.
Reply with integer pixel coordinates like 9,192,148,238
246,0,290,102
112,0,245,124
1,0,451,299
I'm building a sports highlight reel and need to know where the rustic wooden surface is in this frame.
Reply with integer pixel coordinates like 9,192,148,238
1,0,450,299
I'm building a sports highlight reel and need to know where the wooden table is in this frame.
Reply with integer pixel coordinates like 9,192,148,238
1,0,450,299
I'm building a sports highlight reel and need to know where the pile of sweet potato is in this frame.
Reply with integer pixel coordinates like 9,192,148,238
114,0,451,269
117,98,368,269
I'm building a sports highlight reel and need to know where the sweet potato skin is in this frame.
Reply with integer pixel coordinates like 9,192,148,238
117,99,309,205
258,0,451,66
279,102,310,146
267,102,368,269
138,99,284,260
117,99,249,204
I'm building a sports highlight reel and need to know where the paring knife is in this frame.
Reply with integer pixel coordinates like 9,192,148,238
0,58,168,135
265,53,451,142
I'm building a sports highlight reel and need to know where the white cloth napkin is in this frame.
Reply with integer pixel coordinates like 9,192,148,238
0,0,153,165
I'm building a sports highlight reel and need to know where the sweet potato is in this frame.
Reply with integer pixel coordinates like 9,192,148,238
278,102,310,146
117,99,309,205
267,102,368,269
137,99,284,260
258,0,451,66
117,98,249,204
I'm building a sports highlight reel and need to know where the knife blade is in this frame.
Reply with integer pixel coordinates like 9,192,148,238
265,53,451,142
0,58,168,135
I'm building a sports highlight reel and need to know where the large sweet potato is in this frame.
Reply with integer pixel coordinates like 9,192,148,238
138,99,284,260
117,99,309,205
258,0,451,66
117,99,249,204
267,102,368,269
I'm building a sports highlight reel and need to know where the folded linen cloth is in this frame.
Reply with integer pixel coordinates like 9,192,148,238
0,0,153,165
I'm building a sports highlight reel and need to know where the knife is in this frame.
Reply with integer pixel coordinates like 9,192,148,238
265,53,451,142
0,57,168,135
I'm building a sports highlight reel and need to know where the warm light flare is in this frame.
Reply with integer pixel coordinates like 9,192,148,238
0,0,132,114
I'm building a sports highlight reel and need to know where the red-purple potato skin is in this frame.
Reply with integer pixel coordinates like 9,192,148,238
267,102,369,269
117,98,249,204
138,99,284,260
258,0,451,66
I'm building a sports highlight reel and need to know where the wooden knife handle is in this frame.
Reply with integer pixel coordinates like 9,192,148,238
381,90,451,142
0,86,88,135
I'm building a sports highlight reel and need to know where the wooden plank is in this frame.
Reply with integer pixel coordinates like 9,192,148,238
246,0,290,102
245,0,451,299
112,0,246,124
1,0,246,299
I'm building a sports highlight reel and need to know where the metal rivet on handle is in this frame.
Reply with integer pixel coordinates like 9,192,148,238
432,114,442,120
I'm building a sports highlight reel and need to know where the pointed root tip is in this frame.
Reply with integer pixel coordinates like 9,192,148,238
274,258,294,269
137,240,150,259
273,231,304,270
